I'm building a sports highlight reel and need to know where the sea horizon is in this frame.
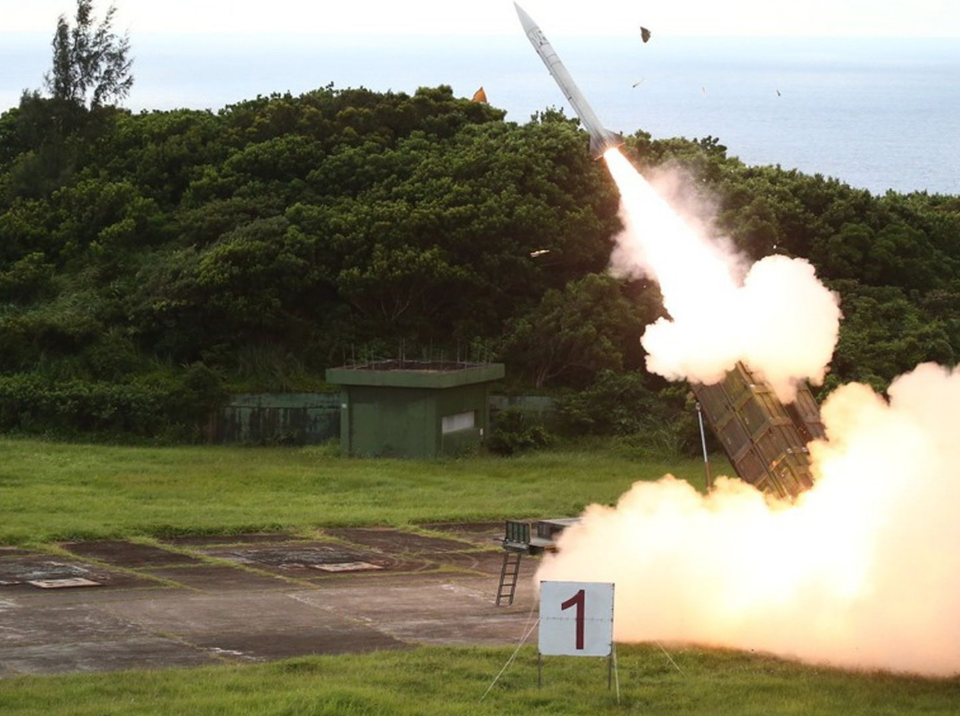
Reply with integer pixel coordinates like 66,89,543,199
3,32,958,196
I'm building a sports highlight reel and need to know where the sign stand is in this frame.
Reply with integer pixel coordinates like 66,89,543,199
538,648,616,690
538,580,618,699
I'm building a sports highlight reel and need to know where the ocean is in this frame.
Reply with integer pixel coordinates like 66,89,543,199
2,32,958,196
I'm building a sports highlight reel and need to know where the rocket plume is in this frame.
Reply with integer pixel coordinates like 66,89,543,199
605,150,840,403
537,149,960,676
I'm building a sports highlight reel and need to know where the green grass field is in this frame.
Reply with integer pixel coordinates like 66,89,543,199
2,437,958,715
1,644,958,715
0,437,719,544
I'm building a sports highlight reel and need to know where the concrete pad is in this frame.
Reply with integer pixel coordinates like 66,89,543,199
0,531,545,678
289,572,540,648
106,589,409,661
165,533,298,547
421,521,505,548
0,593,216,677
146,564,298,591
0,637,216,676
325,527,477,554
62,540,203,567
196,542,434,578
430,549,516,575
0,550,159,592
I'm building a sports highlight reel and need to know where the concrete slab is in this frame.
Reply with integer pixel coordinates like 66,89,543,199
0,592,217,676
195,542,435,577
430,550,515,575
105,588,410,661
325,527,477,554
421,521,505,548
0,637,215,676
165,533,299,547
62,540,203,567
146,564,299,591
0,549,159,592
0,531,543,678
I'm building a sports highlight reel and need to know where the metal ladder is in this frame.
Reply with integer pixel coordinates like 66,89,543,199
496,552,522,606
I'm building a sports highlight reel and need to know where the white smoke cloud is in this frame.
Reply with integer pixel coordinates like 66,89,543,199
539,149,960,676
605,152,841,402
538,363,960,676
642,255,842,401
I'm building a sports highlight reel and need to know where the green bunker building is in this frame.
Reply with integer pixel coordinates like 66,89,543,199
325,360,505,458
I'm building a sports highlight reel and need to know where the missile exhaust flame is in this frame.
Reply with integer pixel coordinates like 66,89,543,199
603,148,841,402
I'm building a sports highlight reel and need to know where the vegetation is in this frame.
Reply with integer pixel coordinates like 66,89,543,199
2,4,959,447
0,436,724,544
1,644,958,715
44,0,134,109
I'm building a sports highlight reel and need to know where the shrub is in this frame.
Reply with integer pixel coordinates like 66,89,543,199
553,370,704,456
0,362,225,441
487,406,553,456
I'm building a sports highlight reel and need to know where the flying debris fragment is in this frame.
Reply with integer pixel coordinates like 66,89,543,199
515,3,623,159
640,26,651,43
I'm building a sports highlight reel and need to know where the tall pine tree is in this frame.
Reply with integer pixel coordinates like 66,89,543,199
43,0,134,109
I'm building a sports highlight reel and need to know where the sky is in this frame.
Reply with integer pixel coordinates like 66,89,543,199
4,0,958,115
3,0,958,194
3,0,960,38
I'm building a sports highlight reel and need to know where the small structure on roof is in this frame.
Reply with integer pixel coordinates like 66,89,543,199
325,359,505,459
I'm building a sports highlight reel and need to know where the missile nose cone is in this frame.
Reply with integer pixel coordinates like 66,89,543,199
515,3,623,161
514,3,535,34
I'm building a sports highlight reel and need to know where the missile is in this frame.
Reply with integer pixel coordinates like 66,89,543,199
515,3,623,160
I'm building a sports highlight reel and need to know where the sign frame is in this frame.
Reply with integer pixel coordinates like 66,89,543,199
538,580,616,690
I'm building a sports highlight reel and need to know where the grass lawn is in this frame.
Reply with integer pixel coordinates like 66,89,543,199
0,436,723,544
1,644,958,715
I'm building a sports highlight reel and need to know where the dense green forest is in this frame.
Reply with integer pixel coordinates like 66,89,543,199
2,41,960,443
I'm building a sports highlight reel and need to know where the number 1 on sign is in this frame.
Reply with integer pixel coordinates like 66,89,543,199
560,588,585,650
539,580,613,658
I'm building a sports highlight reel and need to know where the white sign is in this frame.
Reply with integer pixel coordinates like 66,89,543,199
539,580,614,657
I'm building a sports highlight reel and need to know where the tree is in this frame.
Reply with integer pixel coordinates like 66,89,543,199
501,273,645,389
44,0,133,109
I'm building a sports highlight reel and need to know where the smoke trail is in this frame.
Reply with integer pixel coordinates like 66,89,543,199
605,150,841,402
537,150,960,676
